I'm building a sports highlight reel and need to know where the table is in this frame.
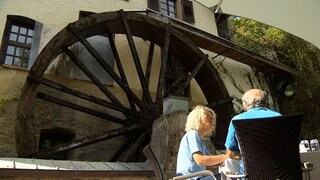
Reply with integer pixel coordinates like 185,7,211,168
220,159,241,180
300,151,320,180
219,152,319,180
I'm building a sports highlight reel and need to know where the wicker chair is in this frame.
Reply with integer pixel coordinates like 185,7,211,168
231,113,304,180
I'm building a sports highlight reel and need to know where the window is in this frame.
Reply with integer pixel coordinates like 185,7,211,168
6,25,33,68
160,0,177,18
182,0,195,23
148,0,195,23
0,15,42,69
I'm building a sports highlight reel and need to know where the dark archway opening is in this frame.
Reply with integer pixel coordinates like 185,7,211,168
39,127,75,160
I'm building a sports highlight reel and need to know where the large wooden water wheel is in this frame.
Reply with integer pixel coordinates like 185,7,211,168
16,10,234,161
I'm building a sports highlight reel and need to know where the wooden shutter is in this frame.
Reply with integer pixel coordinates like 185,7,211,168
182,0,195,23
148,0,160,12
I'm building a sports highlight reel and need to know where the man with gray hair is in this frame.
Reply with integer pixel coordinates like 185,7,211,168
224,89,281,175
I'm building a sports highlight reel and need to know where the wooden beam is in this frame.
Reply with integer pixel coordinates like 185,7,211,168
28,75,140,117
28,124,142,158
119,10,152,104
63,47,123,106
67,24,145,108
174,57,207,95
108,34,136,111
36,92,128,125
156,23,171,103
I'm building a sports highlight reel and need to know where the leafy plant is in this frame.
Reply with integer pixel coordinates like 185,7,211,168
230,17,320,139
0,97,18,111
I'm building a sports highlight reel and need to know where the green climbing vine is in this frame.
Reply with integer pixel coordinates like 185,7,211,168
0,97,18,112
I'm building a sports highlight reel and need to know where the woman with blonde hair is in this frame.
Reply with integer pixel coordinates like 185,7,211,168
176,105,228,180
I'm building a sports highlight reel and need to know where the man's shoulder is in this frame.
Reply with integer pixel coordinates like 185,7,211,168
232,111,253,120
258,108,282,116
232,108,281,120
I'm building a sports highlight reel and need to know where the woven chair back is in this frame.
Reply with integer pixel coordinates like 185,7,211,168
233,113,303,180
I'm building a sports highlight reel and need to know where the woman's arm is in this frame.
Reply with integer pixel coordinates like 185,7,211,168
193,152,228,166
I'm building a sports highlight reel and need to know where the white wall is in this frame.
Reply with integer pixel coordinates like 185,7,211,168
0,0,147,52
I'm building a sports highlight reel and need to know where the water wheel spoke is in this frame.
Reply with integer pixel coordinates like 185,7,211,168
145,42,155,86
63,47,123,106
28,75,140,118
156,23,171,103
67,24,144,108
37,92,127,125
206,97,233,109
142,42,155,102
29,124,142,158
173,57,206,95
109,138,132,162
119,10,152,104
166,72,188,96
117,132,146,162
107,34,136,111
109,130,146,162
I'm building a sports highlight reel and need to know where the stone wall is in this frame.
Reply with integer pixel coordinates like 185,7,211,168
0,67,28,157
150,110,188,178
0,67,135,160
